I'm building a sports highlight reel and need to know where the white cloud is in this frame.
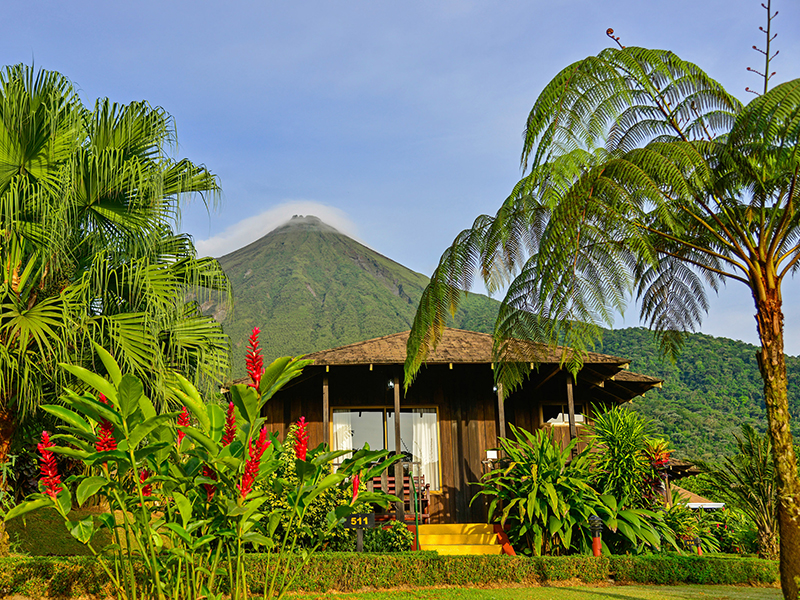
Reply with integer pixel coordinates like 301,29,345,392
194,200,360,258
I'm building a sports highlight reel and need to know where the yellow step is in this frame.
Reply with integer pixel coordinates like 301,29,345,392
423,544,504,555
417,524,494,535
418,533,497,545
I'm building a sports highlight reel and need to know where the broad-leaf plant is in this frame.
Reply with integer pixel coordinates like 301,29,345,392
5,330,399,600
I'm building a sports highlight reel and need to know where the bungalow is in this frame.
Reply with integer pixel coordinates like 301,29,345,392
255,327,661,525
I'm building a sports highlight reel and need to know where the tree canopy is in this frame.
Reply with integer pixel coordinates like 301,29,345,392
0,64,232,426
405,17,800,599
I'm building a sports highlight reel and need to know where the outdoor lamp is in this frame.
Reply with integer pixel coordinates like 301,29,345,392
694,536,702,556
589,515,603,557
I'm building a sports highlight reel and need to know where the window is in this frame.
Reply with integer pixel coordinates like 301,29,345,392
542,403,585,425
331,407,440,491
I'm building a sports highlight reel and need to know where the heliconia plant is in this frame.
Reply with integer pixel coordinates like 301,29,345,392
5,331,400,600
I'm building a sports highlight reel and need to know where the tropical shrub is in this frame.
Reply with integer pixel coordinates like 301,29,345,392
4,333,400,600
707,507,758,555
258,420,355,551
658,493,720,554
587,405,660,507
696,424,778,559
364,520,415,552
473,425,670,556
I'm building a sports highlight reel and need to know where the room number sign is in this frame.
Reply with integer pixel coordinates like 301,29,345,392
344,513,375,529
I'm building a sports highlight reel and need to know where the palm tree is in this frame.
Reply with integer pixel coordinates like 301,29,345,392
404,6,800,597
700,425,779,560
0,65,232,460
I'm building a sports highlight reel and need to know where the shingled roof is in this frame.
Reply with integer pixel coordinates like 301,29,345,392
304,328,629,366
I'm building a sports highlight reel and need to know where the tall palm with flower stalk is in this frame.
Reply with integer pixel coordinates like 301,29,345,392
0,64,232,460
404,4,800,596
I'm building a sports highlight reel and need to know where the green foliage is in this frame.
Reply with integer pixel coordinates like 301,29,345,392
706,507,759,556
587,405,655,505
659,497,719,554
473,425,597,556
611,554,778,585
600,327,800,461
0,552,779,596
258,422,354,551
696,425,779,560
363,520,415,553
0,64,232,419
5,348,400,600
473,425,670,556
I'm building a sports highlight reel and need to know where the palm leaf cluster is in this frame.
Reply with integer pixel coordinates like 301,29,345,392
405,45,798,396
0,64,232,419
698,424,779,559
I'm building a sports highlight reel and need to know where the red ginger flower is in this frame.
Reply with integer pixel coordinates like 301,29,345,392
222,401,236,446
294,416,309,461
245,327,264,389
37,431,62,500
96,393,117,452
202,465,217,502
238,427,270,499
352,472,360,503
177,406,190,444
139,468,152,497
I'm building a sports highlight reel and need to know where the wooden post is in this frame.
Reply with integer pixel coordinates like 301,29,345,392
393,375,404,523
566,373,577,442
322,375,330,448
496,383,506,440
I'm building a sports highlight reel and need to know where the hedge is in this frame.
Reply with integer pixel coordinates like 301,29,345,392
0,552,778,598
610,554,779,585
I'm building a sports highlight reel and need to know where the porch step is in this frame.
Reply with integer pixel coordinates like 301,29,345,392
417,523,508,556
423,544,503,555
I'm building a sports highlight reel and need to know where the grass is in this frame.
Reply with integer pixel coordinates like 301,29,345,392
5,506,112,556
293,585,781,600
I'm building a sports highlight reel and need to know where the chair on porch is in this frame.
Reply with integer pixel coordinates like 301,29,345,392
369,472,431,524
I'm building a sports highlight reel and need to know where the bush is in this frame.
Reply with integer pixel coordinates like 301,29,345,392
610,553,778,585
0,552,777,596
364,520,415,552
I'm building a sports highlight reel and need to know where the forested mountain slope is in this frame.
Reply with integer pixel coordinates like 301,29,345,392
205,215,497,375
601,328,800,460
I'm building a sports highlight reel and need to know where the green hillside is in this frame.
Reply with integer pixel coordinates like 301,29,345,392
600,328,800,461
208,215,798,461
207,215,498,375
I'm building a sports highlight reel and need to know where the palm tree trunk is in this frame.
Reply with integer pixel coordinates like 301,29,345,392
755,289,800,600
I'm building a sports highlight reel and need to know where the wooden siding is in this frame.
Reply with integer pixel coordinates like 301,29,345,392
263,363,628,524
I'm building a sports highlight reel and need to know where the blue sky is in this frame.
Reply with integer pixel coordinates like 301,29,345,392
5,1,799,353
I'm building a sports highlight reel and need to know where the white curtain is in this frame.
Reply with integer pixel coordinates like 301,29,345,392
332,410,354,459
411,408,439,491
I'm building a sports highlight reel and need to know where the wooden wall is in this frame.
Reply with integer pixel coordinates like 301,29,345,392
264,362,619,524
264,363,499,524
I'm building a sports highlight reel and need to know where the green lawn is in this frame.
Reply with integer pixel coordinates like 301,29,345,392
294,585,780,600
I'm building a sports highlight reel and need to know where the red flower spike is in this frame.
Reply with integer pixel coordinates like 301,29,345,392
222,401,236,447
37,431,62,500
96,419,117,452
245,327,264,389
294,416,309,461
177,407,190,444
202,465,218,502
94,392,118,452
352,472,360,503
238,427,270,499
139,468,152,497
